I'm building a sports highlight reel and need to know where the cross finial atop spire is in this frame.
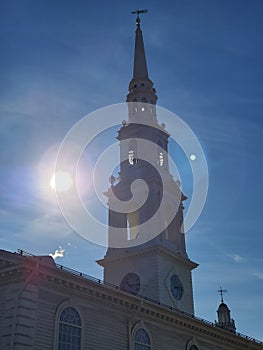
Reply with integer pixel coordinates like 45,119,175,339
218,286,227,303
131,9,148,27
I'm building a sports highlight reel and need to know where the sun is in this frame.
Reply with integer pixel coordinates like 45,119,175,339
50,171,73,192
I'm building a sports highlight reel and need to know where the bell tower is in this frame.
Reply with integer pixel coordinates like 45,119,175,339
97,12,198,315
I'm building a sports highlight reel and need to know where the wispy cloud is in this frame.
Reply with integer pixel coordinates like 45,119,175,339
228,254,246,263
253,272,263,280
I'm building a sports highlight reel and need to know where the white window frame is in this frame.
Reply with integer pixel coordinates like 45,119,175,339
186,338,200,350
130,321,152,350
53,300,84,350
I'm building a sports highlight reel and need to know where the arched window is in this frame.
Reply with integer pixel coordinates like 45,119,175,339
129,139,138,165
134,328,151,350
159,152,164,166
129,150,135,164
186,339,200,350
157,140,164,167
58,307,81,350
190,346,199,350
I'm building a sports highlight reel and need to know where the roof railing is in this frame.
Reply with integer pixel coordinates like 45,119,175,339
17,249,35,257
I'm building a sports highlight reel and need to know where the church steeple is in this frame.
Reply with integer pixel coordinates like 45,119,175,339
97,12,198,316
126,12,158,118
133,16,148,79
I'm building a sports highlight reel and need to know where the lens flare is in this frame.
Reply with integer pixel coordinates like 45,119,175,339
54,102,209,248
50,171,73,192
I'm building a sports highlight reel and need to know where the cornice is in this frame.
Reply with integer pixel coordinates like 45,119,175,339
97,245,198,270
29,264,263,349
0,250,262,349
48,273,262,349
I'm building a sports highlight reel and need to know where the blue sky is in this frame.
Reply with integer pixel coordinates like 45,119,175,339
1,0,263,341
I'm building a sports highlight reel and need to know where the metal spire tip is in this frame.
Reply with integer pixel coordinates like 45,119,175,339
131,9,148,26
218,286,227,303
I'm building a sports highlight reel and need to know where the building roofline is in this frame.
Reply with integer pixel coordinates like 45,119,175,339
1,249,262,348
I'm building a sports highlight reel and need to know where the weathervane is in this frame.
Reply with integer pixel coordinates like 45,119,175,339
131,9,148,26
218,286,227,303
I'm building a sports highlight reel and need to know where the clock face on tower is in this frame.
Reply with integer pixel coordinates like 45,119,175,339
120,273,140,295
170,274,183,300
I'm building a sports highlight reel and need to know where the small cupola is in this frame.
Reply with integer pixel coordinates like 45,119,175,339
215,287,236,333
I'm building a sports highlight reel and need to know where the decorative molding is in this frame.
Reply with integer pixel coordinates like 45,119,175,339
98,245,197,270
41,270,261,349
186,337,200,350
1,251,262,349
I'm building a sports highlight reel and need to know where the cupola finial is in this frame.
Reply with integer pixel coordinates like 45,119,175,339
218,286,227,303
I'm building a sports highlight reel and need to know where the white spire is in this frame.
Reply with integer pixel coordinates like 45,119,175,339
126,14,158,120
133,20,148,79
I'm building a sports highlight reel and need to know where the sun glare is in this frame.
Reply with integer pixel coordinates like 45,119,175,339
50,171,73,192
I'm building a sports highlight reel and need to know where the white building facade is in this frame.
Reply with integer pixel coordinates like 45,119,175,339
0,249,262,350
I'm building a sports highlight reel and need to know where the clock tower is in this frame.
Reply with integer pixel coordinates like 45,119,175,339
97,14,198,315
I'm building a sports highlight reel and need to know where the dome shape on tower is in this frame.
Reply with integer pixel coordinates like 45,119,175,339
216,301,236,333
